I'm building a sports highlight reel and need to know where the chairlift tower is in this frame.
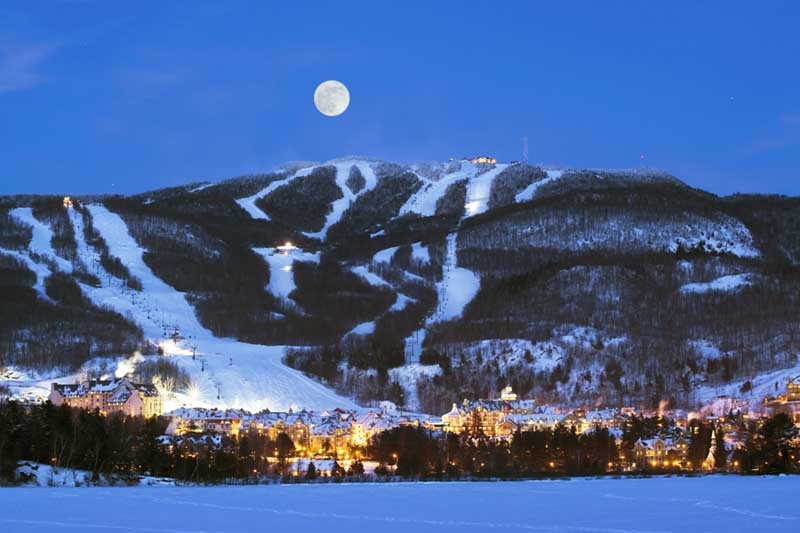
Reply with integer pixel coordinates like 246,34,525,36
522,136,529,163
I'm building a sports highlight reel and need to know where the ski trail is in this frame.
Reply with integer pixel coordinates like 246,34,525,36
10,207,73,273
304,161,378,240
236,166,316,220
77,205,355,412
251,246,319,309
398,163,479,217
515,169,564,202
0,248,52,300
426,233,479,325
464,164,509,217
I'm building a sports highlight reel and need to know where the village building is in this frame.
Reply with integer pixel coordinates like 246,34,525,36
633,436,689,470
467,155,497,164
442,387,544,437
50,378,162,418
164,408,248,436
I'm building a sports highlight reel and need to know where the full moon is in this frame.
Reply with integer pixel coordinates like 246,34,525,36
314,80,350,117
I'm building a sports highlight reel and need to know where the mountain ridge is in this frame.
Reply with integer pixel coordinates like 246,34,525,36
1,157,799,415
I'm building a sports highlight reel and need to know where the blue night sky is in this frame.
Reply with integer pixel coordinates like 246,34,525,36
1,1,798,196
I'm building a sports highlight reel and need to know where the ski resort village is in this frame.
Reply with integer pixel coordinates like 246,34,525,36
2,156,800,483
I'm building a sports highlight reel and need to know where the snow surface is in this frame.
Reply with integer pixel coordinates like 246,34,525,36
389,363,442,410
10,207,73,273
345,321,376,337
1,477,798,533
464,164,508,217
236,166,316,220
411,242,430,263
304,161,378,240
696,354,800,410
372,246,399,264
189,183,214,193
0,248,52,299
252,247,319,302
389,293,415,312
515,169,564,202
398,162,480,217
427,233,479,324
351,265,391,288
460,339,564,372
680,273,753,294
14,463,174,488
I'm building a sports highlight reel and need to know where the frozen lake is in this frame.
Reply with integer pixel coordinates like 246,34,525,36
1,476,798,532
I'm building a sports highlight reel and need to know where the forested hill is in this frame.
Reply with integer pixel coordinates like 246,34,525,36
1,158,799,414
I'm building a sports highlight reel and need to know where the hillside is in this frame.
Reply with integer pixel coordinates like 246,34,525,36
1,158,799,414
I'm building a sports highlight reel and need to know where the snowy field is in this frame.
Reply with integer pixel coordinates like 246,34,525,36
1,477,797,533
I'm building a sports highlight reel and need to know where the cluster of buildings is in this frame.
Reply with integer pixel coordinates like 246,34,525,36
440,386,630,438
43,376,800,471
162,405,430,458
763,376,800,425
466,155,498,165
49,378,162,418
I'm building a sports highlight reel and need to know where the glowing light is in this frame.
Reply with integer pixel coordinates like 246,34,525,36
281,265,292,272
465,200,481,216
186,383,201,404
115,352,144,378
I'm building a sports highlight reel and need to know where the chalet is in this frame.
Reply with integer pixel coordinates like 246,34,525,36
50,378,162,418
467,156,497,164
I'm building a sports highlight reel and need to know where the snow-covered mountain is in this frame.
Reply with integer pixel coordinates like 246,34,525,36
1,158,799,414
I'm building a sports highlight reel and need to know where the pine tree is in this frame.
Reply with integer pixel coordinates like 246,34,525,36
305,461,317,480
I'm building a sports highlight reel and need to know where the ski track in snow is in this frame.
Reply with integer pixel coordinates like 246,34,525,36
304,161,378,240
236,166,316,220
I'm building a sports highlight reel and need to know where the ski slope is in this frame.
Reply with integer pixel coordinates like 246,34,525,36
236,166,316,220
398,162,480,217
0,249,52,300
426,233,479,324
464,163,508,216
83,205,355,412
9,208,73,273
252,246,319,303
515,169,564,202
304,161,378,240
